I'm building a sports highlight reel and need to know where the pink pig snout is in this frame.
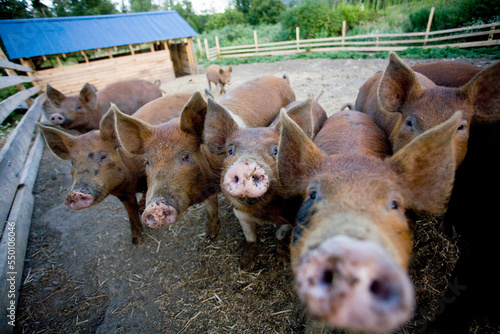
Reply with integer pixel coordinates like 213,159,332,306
65,190,95,210
49,113,65,125
142,197,178,228
296,235,414,333
223,159,270,198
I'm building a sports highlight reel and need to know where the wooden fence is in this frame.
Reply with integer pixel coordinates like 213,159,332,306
199,21,500,60
0,56,44,334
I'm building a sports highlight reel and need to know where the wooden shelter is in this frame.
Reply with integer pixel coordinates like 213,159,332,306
0,11,199,95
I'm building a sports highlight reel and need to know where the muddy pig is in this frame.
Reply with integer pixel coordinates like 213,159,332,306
277,109,461,333
114,75,295,240
354,52,500,168
206,64,232,95
37,93,191,244
45,79,162,133
211,97,327,270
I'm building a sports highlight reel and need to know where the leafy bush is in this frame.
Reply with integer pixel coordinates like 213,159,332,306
406,0,500,32
197,23,284,48
280,1,342,39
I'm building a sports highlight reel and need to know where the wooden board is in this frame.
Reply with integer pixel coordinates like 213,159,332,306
0,94,44,232
34,50,176,96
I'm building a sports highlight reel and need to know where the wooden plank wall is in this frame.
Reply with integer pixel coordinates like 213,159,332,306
33,50,175,96
0,58,45,334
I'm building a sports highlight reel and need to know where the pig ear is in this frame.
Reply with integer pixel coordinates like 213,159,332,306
179,91,207,143
378,52,422,113
286,98,314,139
204,97,239,155
388,111,461,215
79,83,98,110
99,104,117,143
277,109,323,194
460,60,500,121
36,122,75,160
46,84,66,108
228,66,232,73
113,105,152,155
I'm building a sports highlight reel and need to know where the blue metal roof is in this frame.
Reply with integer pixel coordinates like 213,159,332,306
0,11,198,59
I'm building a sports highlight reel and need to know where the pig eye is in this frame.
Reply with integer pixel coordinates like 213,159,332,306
98,152,108,162
227,144,235,156
405,119,413,127
70,159,75,167
270,145,278,157
308,189,317,200
144,159,150,167
180,152,191,163
74,104,83,112
457,120,467,132
391,201,398,210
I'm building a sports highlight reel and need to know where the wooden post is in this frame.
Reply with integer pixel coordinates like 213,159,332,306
80,50,89,63
186,37,198,74
0,50,35,106
215,36,220,58
489,25,495,41
342,21,346,47
197,38,203,58
204,38,210,60
108,49,113,59
424,6,435,47
376,36,379,48
150,43,155,52
128,44,135,55
55,56,62,67
254,30,258,55
296,27,300,51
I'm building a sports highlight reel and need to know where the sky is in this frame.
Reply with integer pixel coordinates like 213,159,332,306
189,0,230,14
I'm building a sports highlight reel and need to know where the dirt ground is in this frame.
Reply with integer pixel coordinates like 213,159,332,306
14,57,495,334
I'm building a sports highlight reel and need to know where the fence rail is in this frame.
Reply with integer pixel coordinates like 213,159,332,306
0,54,44,334
199,21,499,61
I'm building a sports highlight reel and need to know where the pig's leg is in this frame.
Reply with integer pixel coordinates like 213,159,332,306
208,79,212,91
276,224,292,267
204,193,220,240
117,194,144,244
233,208,260,271
138,192,146,215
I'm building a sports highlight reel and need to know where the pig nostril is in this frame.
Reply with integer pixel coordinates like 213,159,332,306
370,279,396,302
322,270,334,285
234,175,239,183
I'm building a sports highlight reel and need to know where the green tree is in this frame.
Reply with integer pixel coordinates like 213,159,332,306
52,0,118,16
234,0,285,25
206,9,244,31
0,0,31,19
281,0,342,39
165,0,205,33
130,0,159,12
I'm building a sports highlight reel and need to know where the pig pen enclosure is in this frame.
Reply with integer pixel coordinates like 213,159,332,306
11,57,497,334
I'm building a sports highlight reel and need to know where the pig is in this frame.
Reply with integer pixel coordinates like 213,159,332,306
354,53,500,168
206,64,232,95
213,97,327,270
45,79,163,133
428,65,500,331
276,109,461,333
113,75,296,241
410,60,481,88
37,93,191,244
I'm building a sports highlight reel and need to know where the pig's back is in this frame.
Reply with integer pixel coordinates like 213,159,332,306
411,61,481,88
314,110,391,159
97,79,162,116
132,93,191,124
219,76,296,128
